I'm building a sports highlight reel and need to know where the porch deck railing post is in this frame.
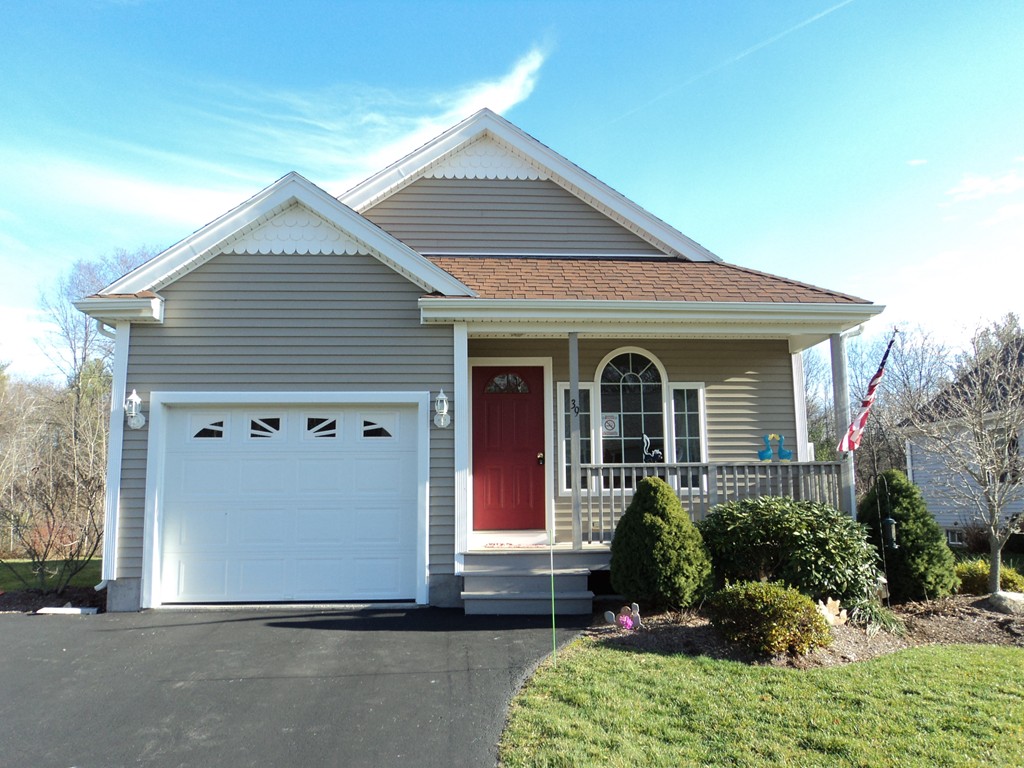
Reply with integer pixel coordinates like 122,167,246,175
568,332,583,549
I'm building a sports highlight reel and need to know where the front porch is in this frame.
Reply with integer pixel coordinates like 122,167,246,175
461,459,842,614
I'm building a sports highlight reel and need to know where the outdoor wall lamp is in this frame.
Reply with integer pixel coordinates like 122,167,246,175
882,515,899,550
125,389,146,430
434,389,450,428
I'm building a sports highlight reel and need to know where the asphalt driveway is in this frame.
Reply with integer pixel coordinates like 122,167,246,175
0,606,588,767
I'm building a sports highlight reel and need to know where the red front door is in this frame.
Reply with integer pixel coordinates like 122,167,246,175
472,366,546,530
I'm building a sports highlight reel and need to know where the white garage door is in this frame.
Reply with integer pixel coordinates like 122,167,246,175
159,404,420,603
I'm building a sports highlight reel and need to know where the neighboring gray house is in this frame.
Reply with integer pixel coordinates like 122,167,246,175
906,339,1024,546
77,109,881,614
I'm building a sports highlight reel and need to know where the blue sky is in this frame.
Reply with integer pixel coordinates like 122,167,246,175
2,0,1022,379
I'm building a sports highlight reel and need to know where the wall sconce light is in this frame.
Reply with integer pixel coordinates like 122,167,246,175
125,389,146,430
433,389,450,428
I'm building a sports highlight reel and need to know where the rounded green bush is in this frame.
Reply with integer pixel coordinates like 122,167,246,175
698,496,879,604
705,581,833,656
955,559,1024,595
609,476,711,608
857,470,959,602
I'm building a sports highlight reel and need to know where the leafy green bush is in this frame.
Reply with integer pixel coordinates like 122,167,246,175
610,476,711,608
857,470,959,602
698,496,879,603
705,581,832,656
955,559,1024,594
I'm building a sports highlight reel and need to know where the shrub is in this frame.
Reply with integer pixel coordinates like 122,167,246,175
846,598,907,637
705,581,832,656
610,476,711,608
955,559,1024,595
698,496,878,604
857,470,959,602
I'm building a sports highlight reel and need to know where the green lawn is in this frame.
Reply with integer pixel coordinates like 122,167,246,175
0,558,102,592
501,639,1024,767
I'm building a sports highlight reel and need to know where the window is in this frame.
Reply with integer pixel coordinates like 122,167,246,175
600,352,664,464
484,372,530,394
559,385,593,489
946,528,967,547
556,349,706,493
193,420,225,439
306,417,338,439
249,416,282,439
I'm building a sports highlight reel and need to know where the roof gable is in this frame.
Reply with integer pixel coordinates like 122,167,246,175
99,172,473,298
339,109,721,262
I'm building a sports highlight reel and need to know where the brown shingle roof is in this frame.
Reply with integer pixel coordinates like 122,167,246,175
425,256,869,304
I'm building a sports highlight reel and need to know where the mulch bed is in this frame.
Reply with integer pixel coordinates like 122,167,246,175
589,594,1024,668
0,586,107,614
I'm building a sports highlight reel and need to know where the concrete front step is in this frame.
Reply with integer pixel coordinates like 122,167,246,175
461,590,595,615
464,569,589,595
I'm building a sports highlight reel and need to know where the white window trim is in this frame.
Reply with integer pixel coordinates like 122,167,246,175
555,346,708,496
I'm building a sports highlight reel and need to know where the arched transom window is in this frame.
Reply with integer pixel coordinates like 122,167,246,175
599,352,664,464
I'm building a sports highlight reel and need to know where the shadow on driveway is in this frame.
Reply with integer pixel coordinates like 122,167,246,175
0,606,588,767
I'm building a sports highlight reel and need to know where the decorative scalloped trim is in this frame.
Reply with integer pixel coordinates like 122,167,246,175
225,203,366,255
424,135,548,181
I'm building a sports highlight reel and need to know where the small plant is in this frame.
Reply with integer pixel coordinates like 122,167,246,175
846,598,907,637
706,581,832,656
857,470,959,602
610,476,711,608
955,558,1024,595
698,496,879,603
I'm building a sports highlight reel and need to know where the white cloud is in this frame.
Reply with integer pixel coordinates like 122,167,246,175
946,169,1024,202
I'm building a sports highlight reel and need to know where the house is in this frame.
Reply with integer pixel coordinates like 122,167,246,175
76,109,882,614
905,335,1024,546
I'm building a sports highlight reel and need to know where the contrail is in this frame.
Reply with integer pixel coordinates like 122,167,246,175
608,0,856,125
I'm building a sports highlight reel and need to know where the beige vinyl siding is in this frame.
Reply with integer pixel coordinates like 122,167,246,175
469,338,797,541
363,178,665,255
117,251,455,579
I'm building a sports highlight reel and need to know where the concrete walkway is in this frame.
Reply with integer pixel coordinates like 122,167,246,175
0,607,587,767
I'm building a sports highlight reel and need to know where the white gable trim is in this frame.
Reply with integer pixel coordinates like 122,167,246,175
339,109,722,263
101,173,474,298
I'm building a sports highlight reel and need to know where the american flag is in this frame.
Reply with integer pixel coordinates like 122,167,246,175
838,331,898,453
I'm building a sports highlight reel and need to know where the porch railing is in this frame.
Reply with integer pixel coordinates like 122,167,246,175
578,461,843,545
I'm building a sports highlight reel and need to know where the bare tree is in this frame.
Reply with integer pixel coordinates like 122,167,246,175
0,376,106,590
845,328,953,493
39,247,153,380
903,315,1024,593
802,346,835,461
0,248,153,590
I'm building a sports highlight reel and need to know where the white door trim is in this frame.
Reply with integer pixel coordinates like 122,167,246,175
466,357,553,549
141,391,430,608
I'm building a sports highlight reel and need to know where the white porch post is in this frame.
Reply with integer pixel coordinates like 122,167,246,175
101,321,131,582
568,332,582,548
453,323,470,572
830,333,856,515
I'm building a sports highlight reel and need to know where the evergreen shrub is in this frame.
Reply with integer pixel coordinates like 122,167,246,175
698,496,878,603
706,581,832,656
609,476,711,608
857,470,959,602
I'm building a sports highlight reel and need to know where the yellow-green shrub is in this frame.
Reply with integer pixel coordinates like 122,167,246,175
705,581,832,656
955,559,1024,594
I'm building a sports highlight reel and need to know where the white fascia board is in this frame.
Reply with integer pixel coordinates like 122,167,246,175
103,172,474,298
74,295,164,323
340,109,721,263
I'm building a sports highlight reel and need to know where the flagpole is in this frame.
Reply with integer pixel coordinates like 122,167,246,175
836,328,900,514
